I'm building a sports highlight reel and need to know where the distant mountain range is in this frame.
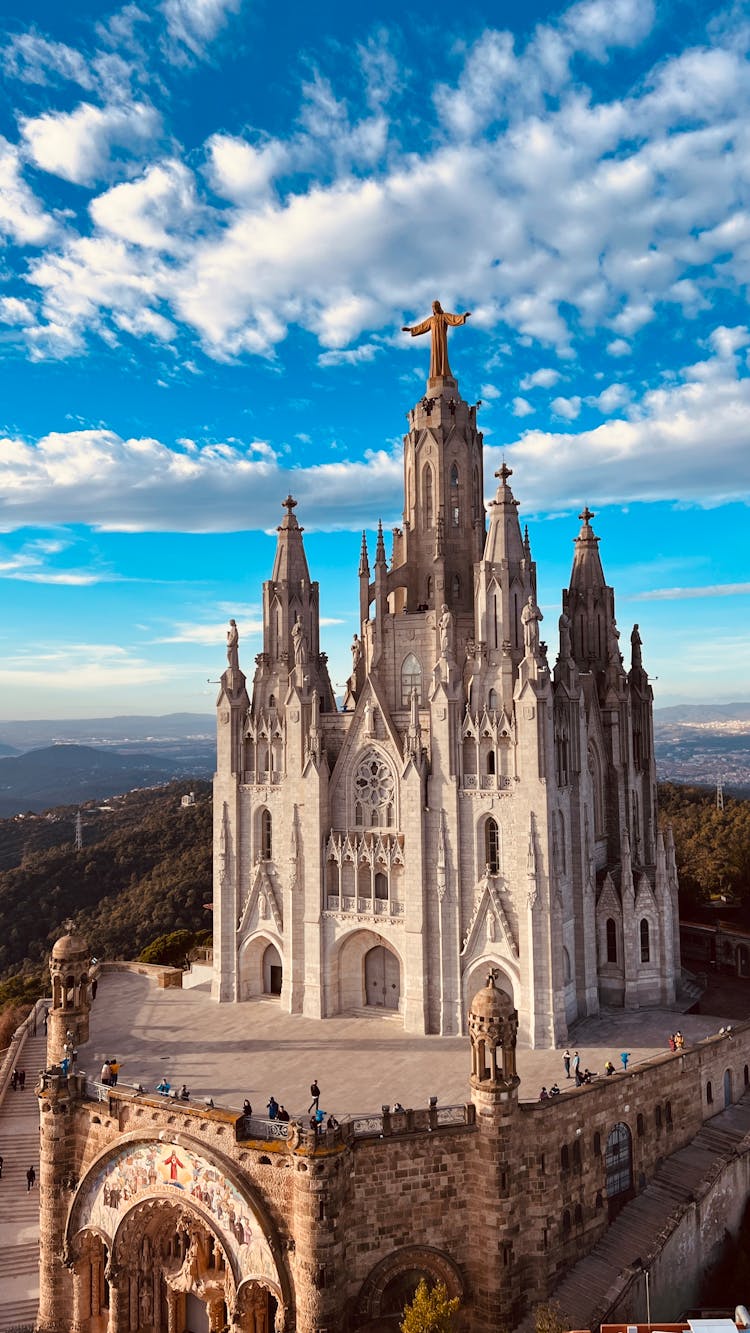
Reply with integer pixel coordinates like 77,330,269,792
0,704,746,816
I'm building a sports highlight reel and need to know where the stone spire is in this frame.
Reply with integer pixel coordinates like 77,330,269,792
375,519,387,567
563,506,619,678
474,465,535,679
358,530,370,577
271,494,312,584
483,464,526,566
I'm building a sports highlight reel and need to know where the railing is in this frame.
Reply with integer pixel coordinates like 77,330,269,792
463,775,512,790
235,1113,290,1141
326,896,404,917
351,1103,473,1138
0,996,50,1111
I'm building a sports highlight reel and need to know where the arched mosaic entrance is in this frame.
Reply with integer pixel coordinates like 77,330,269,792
66,1136,287,1332
365,944,400,1010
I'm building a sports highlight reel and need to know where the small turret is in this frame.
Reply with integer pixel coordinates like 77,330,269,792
48,926,91,1066
469,969,520,1096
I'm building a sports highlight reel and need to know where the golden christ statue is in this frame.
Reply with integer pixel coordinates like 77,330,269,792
402,299,472,379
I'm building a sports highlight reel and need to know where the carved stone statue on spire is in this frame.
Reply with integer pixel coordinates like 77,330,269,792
522,596,543,658
631,623,643,669
402,300,471,379
291,619,307,667
438,603,454,660
227,619,239,673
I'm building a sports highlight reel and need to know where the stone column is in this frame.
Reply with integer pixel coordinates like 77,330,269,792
71,1259,92,1332
108,1269,130,1333
208,1297,226,1332
37,1073,76,1332
289,1137,348,1332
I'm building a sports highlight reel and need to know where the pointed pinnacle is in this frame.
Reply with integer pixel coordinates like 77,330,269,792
375,519,387,565
358,530,370,577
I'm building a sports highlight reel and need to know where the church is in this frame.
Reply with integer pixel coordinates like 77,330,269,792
212,305,681,1044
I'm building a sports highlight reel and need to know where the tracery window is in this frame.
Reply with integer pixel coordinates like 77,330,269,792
450,463,460,526
354,753,395,828
640,918,650,963
423,465,434,529
401,653,422,707
261,809,273,860
485,817,500,873
606,917,617,964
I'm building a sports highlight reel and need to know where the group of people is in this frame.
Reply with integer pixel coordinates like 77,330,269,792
99,1058,120,1086
668,1031,685,1051
9,1068,26,1090
257,1080,339,1134
0,1155,35,1191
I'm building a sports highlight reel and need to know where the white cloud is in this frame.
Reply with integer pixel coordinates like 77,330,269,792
589,382,631,413
4,32,94,88
513,397,534,417
161,0,241,57
638,583,750,600
155,617,263,644
21,102,160,186
520,367,561,390
0,137,56,245
318,343,380,367
480,383,501,400
205,134,288,204
0,296,37,326
607,338,631,357
551,395,582,419
90,160,199,250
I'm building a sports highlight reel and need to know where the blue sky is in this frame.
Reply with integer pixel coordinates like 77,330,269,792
0,0,748,718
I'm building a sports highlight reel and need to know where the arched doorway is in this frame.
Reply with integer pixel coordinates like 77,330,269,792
605,1122,633,1220
263,942,282,995
365,945,400,1010
724,1068,733,1106
354,1245,464,1331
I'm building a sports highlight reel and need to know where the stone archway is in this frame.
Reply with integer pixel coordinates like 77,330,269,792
353,1245,464,1331
238,934,282,1001
334,930,404,1016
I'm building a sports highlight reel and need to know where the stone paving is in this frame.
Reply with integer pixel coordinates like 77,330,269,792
78,972,729,1118
0,1031,45,1332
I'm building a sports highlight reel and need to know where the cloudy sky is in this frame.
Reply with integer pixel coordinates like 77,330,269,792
0,0,748,718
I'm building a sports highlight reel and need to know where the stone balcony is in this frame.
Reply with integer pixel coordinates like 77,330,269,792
325,895,405,917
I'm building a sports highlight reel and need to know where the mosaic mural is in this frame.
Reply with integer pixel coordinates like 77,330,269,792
73,1140,278,1286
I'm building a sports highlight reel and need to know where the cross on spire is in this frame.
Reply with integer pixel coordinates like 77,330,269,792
495,462,513,483
579,505,595,526
282,495,298,514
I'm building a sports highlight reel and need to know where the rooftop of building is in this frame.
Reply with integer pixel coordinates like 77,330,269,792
72,969,750,1119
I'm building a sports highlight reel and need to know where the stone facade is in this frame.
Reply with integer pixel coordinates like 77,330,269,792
36,962,750,1333
213,366,680,1043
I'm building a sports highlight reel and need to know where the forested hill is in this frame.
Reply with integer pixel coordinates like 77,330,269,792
0,781,212,980
658,782,750,910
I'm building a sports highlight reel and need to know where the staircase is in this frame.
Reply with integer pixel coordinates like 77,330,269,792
0,1033,45,1331
515,1095,750,1333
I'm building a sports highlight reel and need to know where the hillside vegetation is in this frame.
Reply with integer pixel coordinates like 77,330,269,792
0,781,212,980
659,782,750,909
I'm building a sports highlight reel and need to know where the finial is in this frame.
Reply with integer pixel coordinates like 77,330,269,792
358,530,370,577
282,494,297,514
579,505,595,526
375,519,387,565
495,462,513,484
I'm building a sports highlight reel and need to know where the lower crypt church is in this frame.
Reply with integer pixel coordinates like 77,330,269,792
213,359,681,1044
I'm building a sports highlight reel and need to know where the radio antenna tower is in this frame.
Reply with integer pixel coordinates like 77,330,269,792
716,776,724,812
75,809,83,851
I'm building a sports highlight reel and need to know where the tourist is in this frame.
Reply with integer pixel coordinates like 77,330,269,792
575,1067,583,1087
549,1084,561,1096
604,1060,615,1076
60,1055,70,1076
315,1107,325,1129
278,1105,290,1122
156,1077,171,1095
668,1034,676,1052
267,1096,279,1120
178,1084,190,1101
539,1087,549,1101
109,1059,119,1086
620,1051,630,1070
243,1099,252,1116
26,1166,35,1192
18,1069,25,1090
91,977,98,1000
563,1049,571,1079
308,1079,320,1113
675,1031,684,1050
326,1115,339,1130
10,1068,17,1090
572,1051,580,1078
0,1153,4,1178
392,1102,405,1113
100,1060,112,1086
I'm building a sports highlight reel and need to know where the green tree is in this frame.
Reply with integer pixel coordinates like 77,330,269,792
533,1301,569,1333
401,1279,460,1333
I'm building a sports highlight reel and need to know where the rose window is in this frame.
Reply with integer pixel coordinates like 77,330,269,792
354,754,394,827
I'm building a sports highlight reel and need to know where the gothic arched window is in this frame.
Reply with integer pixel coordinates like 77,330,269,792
485,817,500,873
640,918,650,963
261,809,273,860
401,653,422,707
473,464,481,521
423,465,434,529
375,871,388,900
452,573,460,599
450,462,460,526
353,752,395,828
606,917,617,963
588,744,605,836
488,688,497,711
